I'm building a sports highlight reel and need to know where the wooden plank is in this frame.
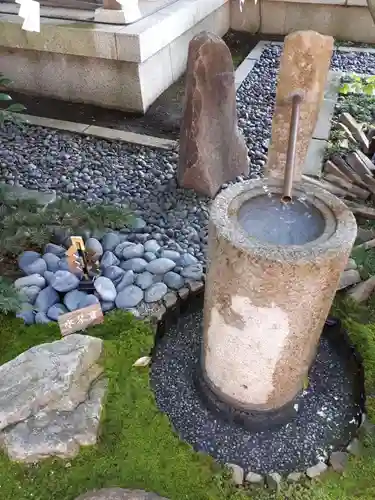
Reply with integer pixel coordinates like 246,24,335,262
58,303,104,337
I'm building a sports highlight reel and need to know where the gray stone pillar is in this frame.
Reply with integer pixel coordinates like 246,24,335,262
201,179,356,415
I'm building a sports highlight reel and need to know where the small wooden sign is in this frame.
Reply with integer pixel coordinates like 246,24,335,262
58,303,104,337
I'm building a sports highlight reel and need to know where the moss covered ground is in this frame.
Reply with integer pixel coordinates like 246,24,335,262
0,300,374,500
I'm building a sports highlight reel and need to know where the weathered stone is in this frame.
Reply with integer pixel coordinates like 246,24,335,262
51,270,80,293
44,243,66,257
226,463,244,485
286,472,302,483
329,451,349,473
135,271,154,290
1,377,107,462
101,251,120,269
23,257,48,276
347,438,362,456
331,154,369,190
265,31,334,182
178,32,248,197
18,285,41,304
178,253,198,267
357,227,375,243
116,285,144,309
345,258,357,270
160,250,181,262
347,276,375,303
101,232,121,252
339,114,369,152
163,291,178,309
0,334,103,433
64,289,88,311
338,269,361,290
202,179,357,412
306,462,328,479
144,239,161,254
85,238,104,260
245,471,264,485
121,258,148,273
75,489,169,500
42,253,61,272
116,270,135,291
146,258,176,275
163,271,185,290
14,274,45,289
103,266,125,283
94,277,117,302
178,287,190,300
185,279,204,294
79,294,100,309
346,151,373,179
114,242,133,259
144,283,168,303
35,286,59,312
266,472,282,491
16,308,35,325
122,243,145,260
35,311,52,324
47,303,68,320
181,264,203,281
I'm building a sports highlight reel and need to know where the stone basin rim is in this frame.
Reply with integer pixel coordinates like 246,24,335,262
213,179,357,261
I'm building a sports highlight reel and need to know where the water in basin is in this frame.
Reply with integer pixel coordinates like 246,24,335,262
238,194,326,246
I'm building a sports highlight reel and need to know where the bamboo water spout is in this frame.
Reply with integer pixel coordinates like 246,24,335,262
281,93,303,204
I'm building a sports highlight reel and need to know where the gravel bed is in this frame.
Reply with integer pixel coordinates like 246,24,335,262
1,45,375,267
151,307,359,474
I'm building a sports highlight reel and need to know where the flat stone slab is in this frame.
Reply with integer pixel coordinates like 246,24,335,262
1,378,107,462
75,489,169,500
0,334,106,462
1,183,56,208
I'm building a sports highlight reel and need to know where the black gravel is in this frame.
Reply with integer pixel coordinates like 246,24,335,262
1,45,375,266
151,307,360,474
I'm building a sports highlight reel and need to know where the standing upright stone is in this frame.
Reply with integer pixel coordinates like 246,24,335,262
265,31,334,182
178,32,249,198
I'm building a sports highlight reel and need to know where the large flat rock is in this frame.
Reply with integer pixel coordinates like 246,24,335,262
1,377,107,462
0,334,106,462
75,489,169,500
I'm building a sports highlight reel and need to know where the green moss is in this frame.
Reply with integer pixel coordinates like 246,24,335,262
0,302,375,500
0,312,247,500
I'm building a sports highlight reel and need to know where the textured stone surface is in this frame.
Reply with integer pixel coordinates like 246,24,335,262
178,32,248,197
266,472,282,491
202,179,356,411
75,489,169,500
338,269,361,290
265,31,334,182
329,451,348,473
0,334,105,462
306,461,327,478
226,463,244,485
1,378,107,462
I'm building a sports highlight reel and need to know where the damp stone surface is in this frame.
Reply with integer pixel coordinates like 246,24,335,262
151,306,360,474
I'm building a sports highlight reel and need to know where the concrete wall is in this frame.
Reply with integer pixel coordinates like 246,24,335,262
0,0,230,113
230,0,375,43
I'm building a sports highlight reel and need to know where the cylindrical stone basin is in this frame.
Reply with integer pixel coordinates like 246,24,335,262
201,179,357,420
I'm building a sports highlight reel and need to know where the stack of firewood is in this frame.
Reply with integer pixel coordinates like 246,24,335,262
304,112,375,219
304,112,375,302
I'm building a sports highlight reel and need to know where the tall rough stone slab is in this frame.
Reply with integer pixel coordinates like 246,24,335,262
178,32,249,197
265,31,334,182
